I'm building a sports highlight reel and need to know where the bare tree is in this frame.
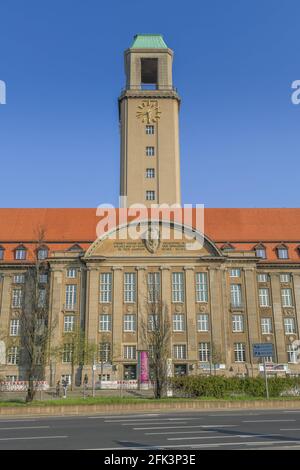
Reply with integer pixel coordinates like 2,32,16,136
141,281,171,399
58,328,96,391
17,226,55,402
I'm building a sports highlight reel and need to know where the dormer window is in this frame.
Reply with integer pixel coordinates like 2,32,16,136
15,246,27,260
277,244,289,259
221,243,235,252
37,247,48,260
0,246,4,260
254,244,266,259
68,244,83,252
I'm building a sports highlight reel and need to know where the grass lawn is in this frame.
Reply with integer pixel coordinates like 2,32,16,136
0,395,300,407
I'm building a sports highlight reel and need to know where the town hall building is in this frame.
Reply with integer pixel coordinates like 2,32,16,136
1,35,300,387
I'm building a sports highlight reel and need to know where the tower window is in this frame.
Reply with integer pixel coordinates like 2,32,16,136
141,58,158,87
146,146,155,156
146,191,155,201
146,168,155,178
146,125,155,135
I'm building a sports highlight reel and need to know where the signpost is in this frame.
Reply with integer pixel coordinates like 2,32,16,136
253,343,274,399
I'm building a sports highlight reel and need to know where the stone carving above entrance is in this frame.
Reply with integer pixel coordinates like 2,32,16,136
143,225,161,254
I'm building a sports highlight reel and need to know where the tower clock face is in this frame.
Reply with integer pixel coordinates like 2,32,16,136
136,100,161,124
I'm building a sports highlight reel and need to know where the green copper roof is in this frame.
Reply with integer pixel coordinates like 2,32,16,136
131,34,168,49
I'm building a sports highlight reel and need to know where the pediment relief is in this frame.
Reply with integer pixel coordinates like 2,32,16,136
85,221,221,258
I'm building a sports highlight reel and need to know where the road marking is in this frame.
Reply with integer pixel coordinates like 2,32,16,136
0,426,50,431
280,428,300,431
0,419,37,423
133,424,238,430
0,435,67,441
145,430,214,435
105,418,196,423
243,419,296,423
123,421,189,426
168,433,279,441
89,414,160,419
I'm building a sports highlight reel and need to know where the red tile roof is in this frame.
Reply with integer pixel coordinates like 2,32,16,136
0,208,299,262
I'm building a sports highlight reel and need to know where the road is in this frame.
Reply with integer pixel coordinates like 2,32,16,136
1,409,300,449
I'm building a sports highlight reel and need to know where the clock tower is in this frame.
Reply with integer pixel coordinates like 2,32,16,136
119,34,181,207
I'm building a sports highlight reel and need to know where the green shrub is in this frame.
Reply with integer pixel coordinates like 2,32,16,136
171,375,300,398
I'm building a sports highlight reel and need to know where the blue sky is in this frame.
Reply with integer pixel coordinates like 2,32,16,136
0,0,299,208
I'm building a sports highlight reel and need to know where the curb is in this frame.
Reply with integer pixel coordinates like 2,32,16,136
1,400,300,418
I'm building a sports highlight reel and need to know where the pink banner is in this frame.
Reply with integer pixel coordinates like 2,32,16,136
139,351,149,383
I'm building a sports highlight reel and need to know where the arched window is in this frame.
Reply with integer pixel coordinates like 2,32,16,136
15,245,27,260
254,244,266,259
276,244,289,259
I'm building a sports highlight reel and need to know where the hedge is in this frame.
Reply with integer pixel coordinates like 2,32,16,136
171,375,300,398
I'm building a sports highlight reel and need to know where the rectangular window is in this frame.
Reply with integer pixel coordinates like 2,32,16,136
232,314,244,332
65,285,77,310
173,344,187,360
123,314,136,332
278,248,288,259
287,345,298,363
10,319,20,336
124,273,136,303
234,343,246,362
38,249,48,260
197,314,209,332
173,314,185,332
231,284,242,307
261,317,273,334
146,190,155,201
99,342,111,362
148,314,159,331
146,125,155,135
13,274,25,284
195,272,208,302
229,269,241,278
99,314,112,332
12,289,22,308
256,248,266,259
67,268,77,278
199,342,210,362
257,274,268,283
280,273,291,283
146,146,155,156
15,249,26,260
281,288,293,307
39,274,48,283
147,272,160,302
64,315,75,332
0,249,4,260
259,288,270,307
284,317,296,334
38,289,46,308
123,345,136,360
100,272,112,303
62,344,73,363
146,168,155,178
5,375,18,382
172,272,184,303
7,347,20,365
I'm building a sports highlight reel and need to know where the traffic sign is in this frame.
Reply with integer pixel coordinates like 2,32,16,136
253,343,273,358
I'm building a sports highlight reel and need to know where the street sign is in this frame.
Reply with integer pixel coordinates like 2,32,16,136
253,343,273,358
